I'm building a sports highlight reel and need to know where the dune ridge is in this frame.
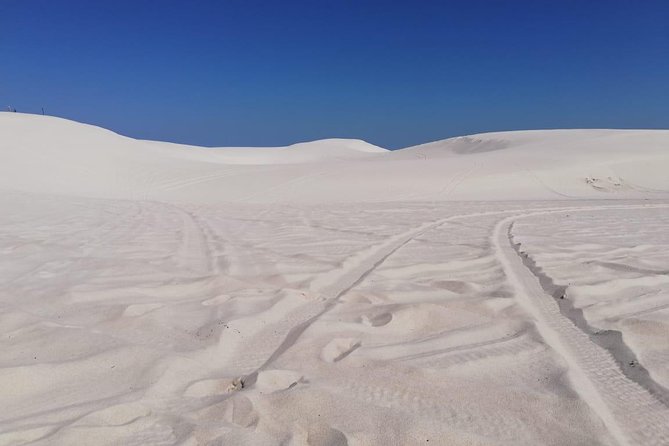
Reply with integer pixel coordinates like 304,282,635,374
1,113,669,203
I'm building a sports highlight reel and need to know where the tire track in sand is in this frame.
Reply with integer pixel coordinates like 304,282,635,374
493,205,669,446
231,204,661,385
233,212,491,385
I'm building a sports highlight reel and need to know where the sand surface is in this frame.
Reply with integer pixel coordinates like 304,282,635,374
1,114,668,445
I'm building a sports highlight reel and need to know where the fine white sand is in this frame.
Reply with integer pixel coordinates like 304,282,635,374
1,113,668,445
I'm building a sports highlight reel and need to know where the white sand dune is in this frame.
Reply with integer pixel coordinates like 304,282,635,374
1,113,669,445
2,114,668,203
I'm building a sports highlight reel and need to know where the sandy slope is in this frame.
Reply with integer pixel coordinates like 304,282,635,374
1,114,669,203
1,113,668,445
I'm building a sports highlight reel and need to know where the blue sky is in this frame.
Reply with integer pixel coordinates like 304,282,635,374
1,0,668,148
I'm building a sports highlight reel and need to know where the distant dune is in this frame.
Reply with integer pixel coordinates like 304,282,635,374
1,113,668,203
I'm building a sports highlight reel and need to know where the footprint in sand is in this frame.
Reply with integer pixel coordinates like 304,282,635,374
432,279,478,294
256,369,304,393
320,338,361,363
122,303,163,317
292,422,349,446
360,312,392,327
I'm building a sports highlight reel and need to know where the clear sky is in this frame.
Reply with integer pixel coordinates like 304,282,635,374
1,0,668,149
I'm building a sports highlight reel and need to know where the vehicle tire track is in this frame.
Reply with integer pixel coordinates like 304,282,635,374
493,207,669,446
159,203,218,276
235,212,498,386
232,204,665,387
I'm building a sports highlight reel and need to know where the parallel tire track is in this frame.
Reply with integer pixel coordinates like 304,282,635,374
232,204,666,388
